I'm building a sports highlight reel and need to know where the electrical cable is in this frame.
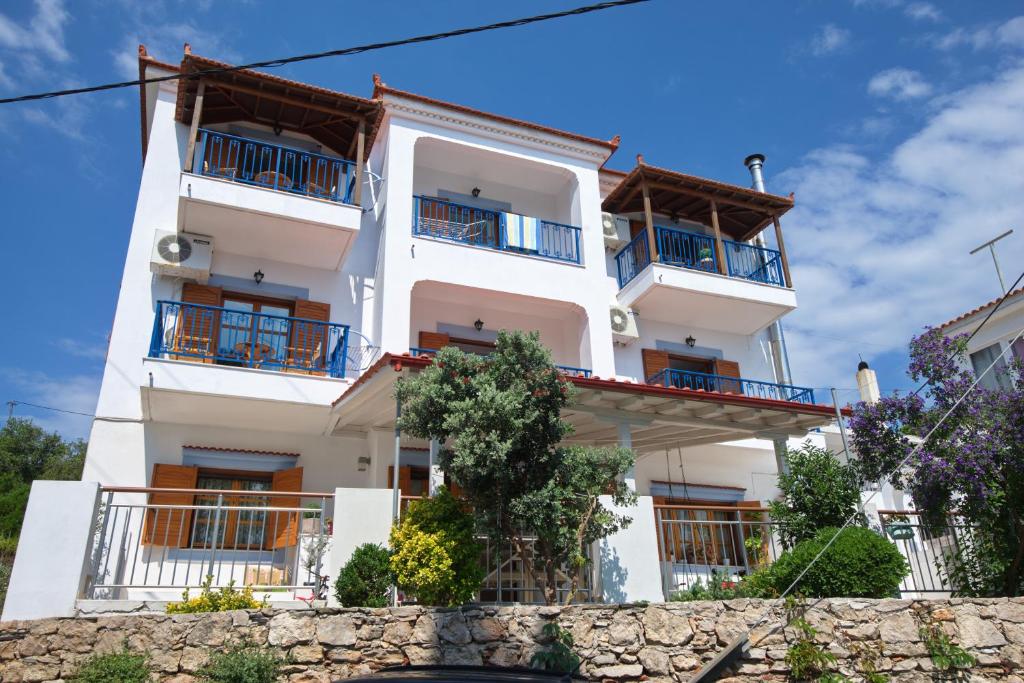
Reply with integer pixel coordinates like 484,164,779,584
0,0,652,105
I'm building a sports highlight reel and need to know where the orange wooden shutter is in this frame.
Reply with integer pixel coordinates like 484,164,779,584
289,300,331,373
176,283,223,361
267,467,303,550
418,331,450,352
641,349,670,384
143,464,199,547
713,359,743,395
387,466,414,496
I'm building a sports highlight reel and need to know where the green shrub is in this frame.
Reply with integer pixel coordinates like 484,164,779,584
334,542,393,607
530,622,580,673
198,642,282,683
73,646,149,683
166,576,266,614
768,527,908,598
390,487,484,606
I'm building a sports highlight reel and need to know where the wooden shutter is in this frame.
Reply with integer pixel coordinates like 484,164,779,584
176,283,223,361
418,331,450,353
628,220,646,239
289,300,331,374
143,464,199,547
641,348,670,384
713,359,743,395
267,467,303,550
387,466,414,496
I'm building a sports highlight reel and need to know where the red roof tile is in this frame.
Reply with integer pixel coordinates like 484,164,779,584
183,445,300,457
937,287,1024,330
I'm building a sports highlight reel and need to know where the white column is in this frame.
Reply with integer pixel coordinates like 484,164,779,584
618,422,636,491
597,495,663,602
3,481,100,621
327,487,393,607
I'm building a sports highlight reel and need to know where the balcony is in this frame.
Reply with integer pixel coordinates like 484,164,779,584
149,300,350,378
412,195,582,265
613,227,797,335
177,129,363,270
646,368,815,404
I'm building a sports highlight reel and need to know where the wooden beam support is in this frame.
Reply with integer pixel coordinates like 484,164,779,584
773,215,793,288
645,180,789,216
709,199,727,276
183,80,206,172
641,175,658,261
354,118,366,206
209,81,366,121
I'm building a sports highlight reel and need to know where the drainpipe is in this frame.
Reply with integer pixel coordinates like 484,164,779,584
745,154,794,478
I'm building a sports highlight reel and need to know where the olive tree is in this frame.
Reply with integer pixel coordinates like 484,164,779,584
395,330,635,604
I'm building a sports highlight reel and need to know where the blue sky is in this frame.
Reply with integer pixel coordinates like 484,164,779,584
0,0,1022,438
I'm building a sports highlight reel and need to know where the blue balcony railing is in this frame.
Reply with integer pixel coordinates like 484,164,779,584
409,347,591,378
647,368,815,404
412,196,582,264
193,129,357,204
150,301,350,378
613,226,786,289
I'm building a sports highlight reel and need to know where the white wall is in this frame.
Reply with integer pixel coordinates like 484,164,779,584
3,481,99,621
597,495,664,602
327,487,393,606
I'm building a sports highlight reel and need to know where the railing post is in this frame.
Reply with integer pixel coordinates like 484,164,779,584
273,145,282,191
86,490,114,598
314,496,327,597
735,510,750,574
149,302,164,359
207,493,224,580
248,313,259,369
338,326,350,379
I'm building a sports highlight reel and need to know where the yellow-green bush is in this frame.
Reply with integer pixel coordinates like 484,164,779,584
389,487,483,606
166,576,266,614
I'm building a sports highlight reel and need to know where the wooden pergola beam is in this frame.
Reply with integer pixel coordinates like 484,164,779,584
183,80,206,172
641,175,657,261
644,179,789,216
200,80,369,122
709,200,727,276
773,215,793,288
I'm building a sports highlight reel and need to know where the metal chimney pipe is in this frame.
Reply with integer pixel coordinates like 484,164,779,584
743,153,793,387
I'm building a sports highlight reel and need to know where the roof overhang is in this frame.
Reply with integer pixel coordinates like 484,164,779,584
329,354,842,452
602,159,795,241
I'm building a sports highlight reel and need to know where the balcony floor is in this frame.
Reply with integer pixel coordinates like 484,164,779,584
617,262,797,335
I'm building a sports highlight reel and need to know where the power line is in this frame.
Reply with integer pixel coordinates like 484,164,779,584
0,0,652,106
6,400,95,418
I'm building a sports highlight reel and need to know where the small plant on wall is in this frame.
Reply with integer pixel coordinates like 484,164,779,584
73,643,149,683
530,622,580,674
166,576,266,613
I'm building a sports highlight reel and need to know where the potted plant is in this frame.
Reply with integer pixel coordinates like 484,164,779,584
698,246,715,269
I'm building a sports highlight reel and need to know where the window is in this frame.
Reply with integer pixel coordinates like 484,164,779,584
969,343,1011,391
191,470,273,549
217,293,294,367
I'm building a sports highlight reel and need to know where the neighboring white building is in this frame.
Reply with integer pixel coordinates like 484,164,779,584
4,47,843,620
938,287,1024,391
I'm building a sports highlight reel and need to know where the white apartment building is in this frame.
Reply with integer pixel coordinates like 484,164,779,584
3,47,843,621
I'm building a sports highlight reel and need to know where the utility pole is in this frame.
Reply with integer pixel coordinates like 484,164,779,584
970,229,1014,294
6,400,14,423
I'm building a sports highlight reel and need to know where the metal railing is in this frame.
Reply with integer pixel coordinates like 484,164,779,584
723,239,785,287
656,226,718,274
878,510,973,595
655,504,783,598
149,300,351,378
408,347,590,378
84,487,333,599
647,368,816,404
193,129,356,204
613,227,787,289
412,196,582,264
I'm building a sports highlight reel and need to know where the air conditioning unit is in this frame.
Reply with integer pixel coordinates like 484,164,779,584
610,304,640,344
602,212,630,249
150,230,213,283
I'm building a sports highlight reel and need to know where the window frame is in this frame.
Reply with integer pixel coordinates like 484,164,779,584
189,467,275,551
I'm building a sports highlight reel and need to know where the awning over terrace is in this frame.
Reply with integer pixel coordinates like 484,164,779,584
174,49,383,161
328,354,842,452
602,157,794,242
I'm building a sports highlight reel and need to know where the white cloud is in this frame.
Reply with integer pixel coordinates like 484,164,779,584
777,64,1024,392
809,24,852,56
904,2,942,22
112,24,241,79
0,0,70,65
54,338,108,361
2,369,100,439
930,15,1024,51
868,68,933,100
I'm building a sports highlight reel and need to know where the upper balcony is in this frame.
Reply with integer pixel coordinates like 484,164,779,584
172,55,382,270
412,195,582,265
603,159,798,335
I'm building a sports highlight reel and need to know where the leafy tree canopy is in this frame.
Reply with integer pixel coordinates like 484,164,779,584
0,418,86,536
849,328,1024,596
395,330,636,604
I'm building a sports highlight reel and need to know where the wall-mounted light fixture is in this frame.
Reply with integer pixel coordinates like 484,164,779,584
471,187,481,198
474,319,484,331
357,456,371,472
272,123,283,136
685,335,696,348
254,269,265,286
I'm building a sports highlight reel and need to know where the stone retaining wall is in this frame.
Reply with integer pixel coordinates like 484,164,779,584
1,598,1022,682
